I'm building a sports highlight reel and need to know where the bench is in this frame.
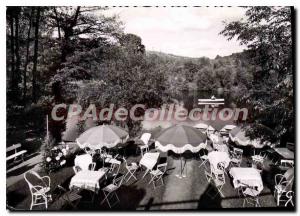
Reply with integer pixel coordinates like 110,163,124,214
6,143,27,162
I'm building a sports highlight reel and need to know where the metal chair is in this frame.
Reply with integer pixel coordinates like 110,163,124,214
137,133,151,156
83,145,96,157
24,171,52,210
274,168,294,206
123,157,139,182
230,148,243,167
211,161,226,178
280,159,294,168
204,169,225,198
73,154,96,173
199,149,209,168
242,186,261,207
56,185,82,210
101,175,124,208
148,163,168,188
105,155,121,176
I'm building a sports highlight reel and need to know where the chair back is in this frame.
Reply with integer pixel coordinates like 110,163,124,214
83,145,95,156
24,171,47,194
140,133,151,145
217,162,225,171
122,157,129,167
113,175,125,188
233,148,243,159
157,163,168,174
204,170,212,182
213,163,225,183
74,154,93,171
283,168,294,191
281,159,294,168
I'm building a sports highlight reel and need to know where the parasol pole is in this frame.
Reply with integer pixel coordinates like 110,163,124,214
46,115,49,141
183,159,187,178
176,153,183,178
181,154,183,177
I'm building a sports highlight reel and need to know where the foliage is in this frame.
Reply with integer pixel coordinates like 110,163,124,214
220,6,293,142
41,137,69,174
6,6,294,145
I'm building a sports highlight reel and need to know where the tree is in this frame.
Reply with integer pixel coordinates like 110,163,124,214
48,6,122,62
119,33,145,54
220,6,293,143
32,7,41,102
22,8,34,102
7,7,22,103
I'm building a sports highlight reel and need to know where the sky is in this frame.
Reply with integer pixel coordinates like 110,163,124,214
104,7,248,59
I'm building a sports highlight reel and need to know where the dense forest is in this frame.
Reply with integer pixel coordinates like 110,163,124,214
6,6,293,152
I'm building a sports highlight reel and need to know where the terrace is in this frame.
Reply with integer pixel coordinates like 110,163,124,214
6,123,294,211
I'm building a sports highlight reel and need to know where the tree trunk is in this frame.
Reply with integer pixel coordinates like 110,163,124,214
23,8,34,103
14,7,21,102
32,7,40,103
53,7,61,39
60,6,81,62
8,10,15,85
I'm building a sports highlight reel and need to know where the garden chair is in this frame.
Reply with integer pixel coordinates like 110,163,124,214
258,151,267,159
274,168,294,206
56,185,82,210
280,159,294,169
24,171,52,210
123,157,139,182
73,154,96,173
242,185,261,207
98,148,114,167
211,161,226,179
83,145,96,157
204,169,225,198
101,175,124,208
148,163,168,188
199,149,209,168
136,133,151,156
230,148,243,167
105,155,122,176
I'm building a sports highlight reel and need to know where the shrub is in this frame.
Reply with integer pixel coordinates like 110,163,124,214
41,137,70,174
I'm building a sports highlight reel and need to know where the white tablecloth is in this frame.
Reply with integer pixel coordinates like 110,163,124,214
229,167,263,192
208,151,231,170
105,157,121,165
139,152,160,170
69,170,107,192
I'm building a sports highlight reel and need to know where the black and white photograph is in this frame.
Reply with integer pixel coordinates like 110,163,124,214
5,5,295,211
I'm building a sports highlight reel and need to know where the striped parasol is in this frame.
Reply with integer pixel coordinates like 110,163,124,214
229,126,267,149
76,125,129,150
155,124,207,178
